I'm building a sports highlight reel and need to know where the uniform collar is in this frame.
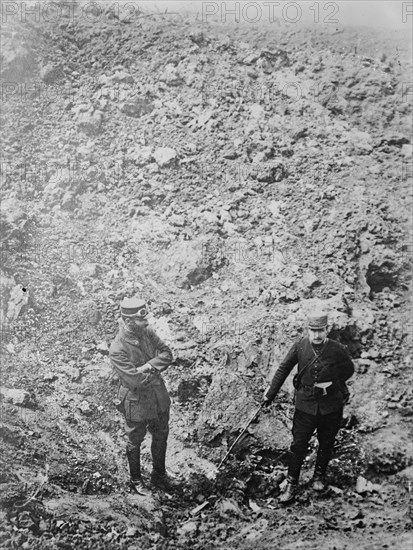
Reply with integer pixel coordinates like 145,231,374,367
311,338,329,354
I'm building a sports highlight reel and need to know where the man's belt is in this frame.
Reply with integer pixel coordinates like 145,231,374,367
300,381,333,396
314,381,333,396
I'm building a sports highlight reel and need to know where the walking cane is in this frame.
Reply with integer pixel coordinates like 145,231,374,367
207,403,264,479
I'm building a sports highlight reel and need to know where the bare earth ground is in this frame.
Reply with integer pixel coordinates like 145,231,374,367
1,5,413,549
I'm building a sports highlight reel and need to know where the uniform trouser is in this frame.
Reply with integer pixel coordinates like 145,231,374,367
125,409,170,480
288,407,343,481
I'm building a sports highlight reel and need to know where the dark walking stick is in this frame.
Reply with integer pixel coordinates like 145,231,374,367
207,403,264,479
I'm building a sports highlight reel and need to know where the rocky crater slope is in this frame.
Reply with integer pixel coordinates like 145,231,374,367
1,5,412,549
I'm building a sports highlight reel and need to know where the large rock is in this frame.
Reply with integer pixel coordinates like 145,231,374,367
77,109,104,136
42,168,75,207
156,237,226,288
127,146,152,166
0,198,25,225
255,160,287,183
40,64,64,84
401,144,413,158
0,423,25,446
0,271,16,329
119,99,153,118
0,33,36,82
347,129,373,154
0,387,31,406
196,356,290,450
365,427,413,474
43,168,72,196
153,147,177,167
6,284,29,323
159,64,184,86
107,69,134,84
61,190,77,211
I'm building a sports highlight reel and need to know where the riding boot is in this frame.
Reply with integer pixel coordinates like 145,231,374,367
126,444,142,482
287,450,306,482
279,449,304,504
312,448,330,490
151,436,167,475
150,436,178,491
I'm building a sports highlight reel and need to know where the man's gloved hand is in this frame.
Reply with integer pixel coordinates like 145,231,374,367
261,385,273,408
136,363,154,374
135,363,157,386
262,396,273,408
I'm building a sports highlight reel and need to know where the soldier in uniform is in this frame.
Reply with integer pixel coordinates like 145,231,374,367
109,297,175,493
263,313,354,503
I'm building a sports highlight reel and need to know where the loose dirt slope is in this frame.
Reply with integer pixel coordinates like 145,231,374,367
1,5,412,549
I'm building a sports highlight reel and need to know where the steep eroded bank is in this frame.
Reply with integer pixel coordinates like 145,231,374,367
1,5,412,549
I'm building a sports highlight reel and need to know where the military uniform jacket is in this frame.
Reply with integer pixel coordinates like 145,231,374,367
109,324,172,422
266,337,354,415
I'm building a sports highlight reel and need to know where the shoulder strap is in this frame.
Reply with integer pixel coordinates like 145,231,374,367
295,355,317,387
318,340,345,385
312,338,329,360
295,338,329,387
312,339,344,387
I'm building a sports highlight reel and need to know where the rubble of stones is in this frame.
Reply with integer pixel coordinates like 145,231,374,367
1,6,412,550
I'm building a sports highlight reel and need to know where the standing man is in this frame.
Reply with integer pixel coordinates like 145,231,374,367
109,296,175,493
263,313,354,503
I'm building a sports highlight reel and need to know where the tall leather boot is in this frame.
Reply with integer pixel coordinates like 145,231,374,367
287,449,306,482
126,443,142,481
151,436,167,475
312,448,331,491
278,450,304,504
150,436,178,491
126,444,149,494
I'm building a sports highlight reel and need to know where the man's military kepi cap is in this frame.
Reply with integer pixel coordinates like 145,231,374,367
120,297,146,317
308,313,328,329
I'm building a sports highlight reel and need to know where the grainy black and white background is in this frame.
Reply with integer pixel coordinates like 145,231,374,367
1,1,412,549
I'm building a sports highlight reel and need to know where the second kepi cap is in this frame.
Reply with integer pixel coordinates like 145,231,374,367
307,312,328,329
120,297,146,317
